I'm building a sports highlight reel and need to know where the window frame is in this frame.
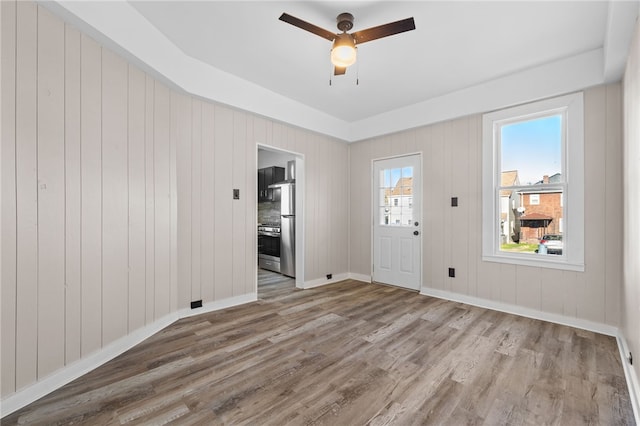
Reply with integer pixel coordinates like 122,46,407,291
529,193,540,205
482,92,584,271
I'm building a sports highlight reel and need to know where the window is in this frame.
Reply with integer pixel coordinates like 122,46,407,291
482,92,584,271
378,166,413,226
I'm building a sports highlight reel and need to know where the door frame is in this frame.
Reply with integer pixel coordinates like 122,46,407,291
256,144,305,290
370,152,423,289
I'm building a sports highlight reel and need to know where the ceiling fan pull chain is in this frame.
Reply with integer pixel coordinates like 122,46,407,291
356,50,360,86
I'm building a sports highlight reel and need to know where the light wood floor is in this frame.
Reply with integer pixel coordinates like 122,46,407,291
258,268,296,300
3,278,634,425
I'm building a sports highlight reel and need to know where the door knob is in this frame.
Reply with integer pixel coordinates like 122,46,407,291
414,221,419,226
413,230,419,236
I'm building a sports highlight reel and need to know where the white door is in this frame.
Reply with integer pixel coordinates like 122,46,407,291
373,154,422,290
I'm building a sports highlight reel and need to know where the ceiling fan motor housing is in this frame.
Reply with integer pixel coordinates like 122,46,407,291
336,13,354,32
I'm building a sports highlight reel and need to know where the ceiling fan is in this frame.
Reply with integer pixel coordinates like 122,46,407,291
279,12,416,76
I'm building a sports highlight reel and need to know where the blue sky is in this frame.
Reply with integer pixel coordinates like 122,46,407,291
383,167,413,187
501,114,562,185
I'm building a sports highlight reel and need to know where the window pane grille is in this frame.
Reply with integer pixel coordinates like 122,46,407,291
378,166,413,226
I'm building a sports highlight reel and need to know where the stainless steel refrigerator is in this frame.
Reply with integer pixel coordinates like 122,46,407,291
270,181,295,277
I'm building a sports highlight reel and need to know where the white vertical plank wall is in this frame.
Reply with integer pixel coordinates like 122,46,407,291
1,0,18,397
127,65,147,333
348,84,624,328
232,111,247,297
144,74,156,325
175,91,191,309
604,84,622,326
101,48,129,346
244,115,257,296
15,1,39,390
213,105,233,300
467,115,481,298
191,99,202,302
200,102,215,302
622,18,640,410
1,1,350,404
80,33,103,356
582,86,607,323
36,7,66,378
153,82,172,319
63,24,82,366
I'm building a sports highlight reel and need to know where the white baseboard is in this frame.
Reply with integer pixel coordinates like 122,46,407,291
303,273,350,289
419,286,618,336
616,332,640,424
179,293,257,319
0,293,257,417
348,273,372,283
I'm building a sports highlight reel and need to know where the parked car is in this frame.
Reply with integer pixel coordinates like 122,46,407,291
539,234,563,255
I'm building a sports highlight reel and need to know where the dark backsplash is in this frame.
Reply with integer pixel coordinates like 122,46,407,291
258,201,280,225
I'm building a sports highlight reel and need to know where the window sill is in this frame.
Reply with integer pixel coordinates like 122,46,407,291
482,253,585,272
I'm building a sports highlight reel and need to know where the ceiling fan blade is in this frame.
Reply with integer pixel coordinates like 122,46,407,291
334,66,347,76
352,17,415,45
279,13,336,42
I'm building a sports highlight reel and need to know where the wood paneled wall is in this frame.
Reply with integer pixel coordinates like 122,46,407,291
1,2,175,396
622,17,640,405
1,1,349,400
174,105,349,302
349,84,623,327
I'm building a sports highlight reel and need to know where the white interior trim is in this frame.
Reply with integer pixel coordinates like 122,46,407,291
256,144,305,290
603,0,640,82
616,332,640,424
348,273,372,283
420,286,618,337
179,293,257,320
303,273,350,289
40,1,632,143
481,92,585,271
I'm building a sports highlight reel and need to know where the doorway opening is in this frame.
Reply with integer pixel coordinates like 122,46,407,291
257,145,304,299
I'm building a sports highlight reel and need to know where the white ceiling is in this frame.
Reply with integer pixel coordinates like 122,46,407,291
46,1,639,141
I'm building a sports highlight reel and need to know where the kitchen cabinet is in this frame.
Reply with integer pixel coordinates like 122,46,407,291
258,166,285,202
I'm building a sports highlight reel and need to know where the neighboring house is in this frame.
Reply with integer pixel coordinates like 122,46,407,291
384,177,413,225
500,170,520,243
518,173,563,243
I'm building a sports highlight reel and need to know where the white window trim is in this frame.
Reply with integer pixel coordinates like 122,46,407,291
529,194,540,205
482,92,584,271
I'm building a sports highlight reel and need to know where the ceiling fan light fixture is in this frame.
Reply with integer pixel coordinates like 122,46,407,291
330,33,357,67
279,12,415,75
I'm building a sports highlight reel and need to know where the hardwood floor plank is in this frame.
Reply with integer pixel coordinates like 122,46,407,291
2,278,634,425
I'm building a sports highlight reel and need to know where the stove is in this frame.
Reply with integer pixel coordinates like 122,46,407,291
258,223,281,273
258,223,280,236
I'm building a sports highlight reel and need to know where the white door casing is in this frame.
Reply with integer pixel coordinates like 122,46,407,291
373,154,422,290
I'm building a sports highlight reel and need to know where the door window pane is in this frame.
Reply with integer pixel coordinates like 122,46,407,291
378,166,413,226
